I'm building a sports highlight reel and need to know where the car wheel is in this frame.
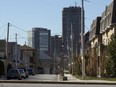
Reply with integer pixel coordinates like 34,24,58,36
7,77,10,80
18,77,22,80
26,75,29,78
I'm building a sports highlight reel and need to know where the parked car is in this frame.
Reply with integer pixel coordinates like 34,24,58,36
7,68,22,80
27,68,35,75
18,69,26,79
18,68,29,78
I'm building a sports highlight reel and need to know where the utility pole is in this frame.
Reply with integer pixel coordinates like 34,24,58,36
15,33,18,68
70,23,74,75
5,22,10,77
81,0,85,79
53,47,56,74
25,41,27,68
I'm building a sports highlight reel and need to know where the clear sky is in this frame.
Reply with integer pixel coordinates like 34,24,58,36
0,0,112,45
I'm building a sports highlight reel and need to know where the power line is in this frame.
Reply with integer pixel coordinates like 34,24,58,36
8,33,27,40
0,23,8,39
17,33,27,40
0,28,7,39
85,0,109,7
8,37,27,39
84,0,90,2
0,23,7,30
0,24,7,38
85,25,90,31
10,23,27,33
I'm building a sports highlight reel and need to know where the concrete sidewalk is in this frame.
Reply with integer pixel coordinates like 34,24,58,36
0,74,116,85
63,74,116,83
63,74,80,81
0,76,6,80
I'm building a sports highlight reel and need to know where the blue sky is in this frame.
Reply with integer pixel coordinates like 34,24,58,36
0,0,112,45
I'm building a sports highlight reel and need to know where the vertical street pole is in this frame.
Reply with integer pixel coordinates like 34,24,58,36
67,38,71,73
61,42,64,77
70,23,74,75
81,0,85,79
5,22,10,77
25,41,27,68
54,48,56,74
97,44,101,78
15,33,18,68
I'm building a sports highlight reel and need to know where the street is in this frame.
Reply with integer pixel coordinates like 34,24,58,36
0,74,116,87
0,83,115,87
24,74,58,81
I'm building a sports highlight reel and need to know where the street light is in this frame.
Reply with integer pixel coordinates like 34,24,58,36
81,0,85,79
5,22,10,77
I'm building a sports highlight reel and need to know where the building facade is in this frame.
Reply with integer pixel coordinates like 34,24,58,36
62,6,81,58
20,45,38,73
89,17,102,77
28,28,52,74
100,0,116,46
87,0,116,77
28,28,51,52
51,35,62,56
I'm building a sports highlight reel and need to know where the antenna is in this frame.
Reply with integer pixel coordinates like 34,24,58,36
75,1,77,7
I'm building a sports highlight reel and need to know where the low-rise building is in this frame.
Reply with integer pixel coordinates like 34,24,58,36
87,0,116,77
20,45,39,73
89,17,101,77
100,0,116,46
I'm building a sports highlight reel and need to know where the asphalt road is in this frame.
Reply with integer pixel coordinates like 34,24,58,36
25,74,58,81
0,74,116,85
0,83,115,87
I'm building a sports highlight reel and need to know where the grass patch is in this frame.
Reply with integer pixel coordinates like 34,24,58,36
73,75,116,81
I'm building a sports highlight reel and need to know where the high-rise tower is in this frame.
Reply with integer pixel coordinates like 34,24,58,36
62,6,81,57
28,28,51,52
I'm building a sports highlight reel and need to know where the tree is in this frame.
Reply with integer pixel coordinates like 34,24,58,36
106,34,116,77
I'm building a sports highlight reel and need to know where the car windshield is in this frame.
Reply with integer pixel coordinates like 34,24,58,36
18,69,24,73
9,70,17,73
27,69,32,71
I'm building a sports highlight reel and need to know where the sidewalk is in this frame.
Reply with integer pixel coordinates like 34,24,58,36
0,74,116,85
63,74,116,84
0,76,6,80
64,74,80,81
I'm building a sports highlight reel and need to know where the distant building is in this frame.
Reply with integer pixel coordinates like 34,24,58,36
0,40,6,59
62,6,81,57
28,28,52,74
51,35,62,56
28,31,33,47
28,28,51,52
0,40,6,76
20,45,38,73
0,40,21,76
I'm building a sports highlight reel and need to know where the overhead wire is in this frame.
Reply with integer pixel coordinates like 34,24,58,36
0,23,7,30
0,24,7,38
17,33,27,40
10,23,27,33
88,0,110,6
0,28,7,39
0,23,28,44
83,0,108,33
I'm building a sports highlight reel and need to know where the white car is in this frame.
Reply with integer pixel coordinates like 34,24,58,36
18,69,26,79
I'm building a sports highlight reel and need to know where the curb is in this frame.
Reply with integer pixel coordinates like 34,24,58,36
0,80,116,85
